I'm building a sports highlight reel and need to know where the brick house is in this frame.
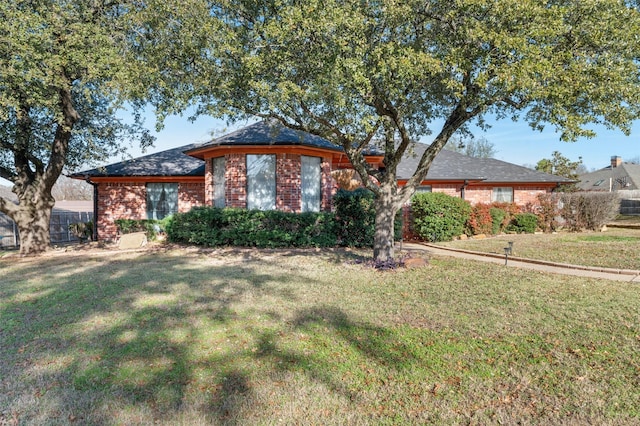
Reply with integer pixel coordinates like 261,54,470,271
72,120,571,241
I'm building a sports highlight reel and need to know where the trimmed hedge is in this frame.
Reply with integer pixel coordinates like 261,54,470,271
410,192,471,242
507,213,538,234
166,207,337,248
333,188,402,248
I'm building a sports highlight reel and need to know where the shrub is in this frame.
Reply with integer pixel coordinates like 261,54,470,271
507,213,538,234
467,203,493,235
489,208,506,234
166,207,337,248
332,188,402,247
410,192,471,242
115,218,168,240
558,192,620,231
532,193,561,232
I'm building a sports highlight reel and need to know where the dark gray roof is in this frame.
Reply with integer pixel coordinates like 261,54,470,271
187,120,343,153
72,125,571,185
577,162,640,191
72,144,205,178
398,144,573,183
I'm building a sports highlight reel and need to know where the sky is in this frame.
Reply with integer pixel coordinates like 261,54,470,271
115,110,640,172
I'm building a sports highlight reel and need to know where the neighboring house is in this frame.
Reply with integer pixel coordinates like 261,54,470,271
72,120,572,241
577,156,640,192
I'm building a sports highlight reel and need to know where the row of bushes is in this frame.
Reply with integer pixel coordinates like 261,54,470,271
409,193,539,242
115,189,620,247
409,191,620,242
119,189,401,249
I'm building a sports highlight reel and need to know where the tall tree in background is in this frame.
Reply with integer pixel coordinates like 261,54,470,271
536,151,583,191
141,0,640,262
0,1,164,255
445,136,497,158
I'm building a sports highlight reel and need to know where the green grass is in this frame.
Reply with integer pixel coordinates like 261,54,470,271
1,246,639,425
435,227,640,270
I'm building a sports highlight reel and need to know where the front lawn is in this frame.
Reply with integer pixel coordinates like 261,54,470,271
434,227,640,270
1,246,639,424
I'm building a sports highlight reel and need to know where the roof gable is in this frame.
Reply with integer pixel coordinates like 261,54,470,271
577,162,640,191
187,120,343,154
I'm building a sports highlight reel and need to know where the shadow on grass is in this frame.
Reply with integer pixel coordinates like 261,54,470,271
0,248,423,424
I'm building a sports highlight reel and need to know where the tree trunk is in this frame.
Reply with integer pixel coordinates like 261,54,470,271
13,196,55,256
373,184,399,263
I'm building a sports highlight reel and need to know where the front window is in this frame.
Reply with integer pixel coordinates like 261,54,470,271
147,183,178,219
301,156,321,212
247,154,276,210
415,185,432,193
492,187,513,203
213,157,226,208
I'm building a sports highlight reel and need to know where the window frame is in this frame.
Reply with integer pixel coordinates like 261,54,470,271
212,156,226,208
246,154,276,211
492,187,514,203
301,155,322,212
146,182,179,220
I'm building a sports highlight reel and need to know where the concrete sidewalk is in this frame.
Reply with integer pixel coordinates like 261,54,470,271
402,242,640,283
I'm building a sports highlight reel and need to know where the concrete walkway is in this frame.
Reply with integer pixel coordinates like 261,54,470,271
402,242,640,283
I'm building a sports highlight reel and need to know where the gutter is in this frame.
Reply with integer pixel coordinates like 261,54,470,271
84,176,98,241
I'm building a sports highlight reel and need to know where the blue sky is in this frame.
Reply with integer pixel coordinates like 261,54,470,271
123,111,640,172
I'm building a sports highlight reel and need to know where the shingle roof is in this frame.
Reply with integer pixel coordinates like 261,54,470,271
577,163,640,191
71,144,205,178
398,144,573,183
187,120,343,154
72,123,571,185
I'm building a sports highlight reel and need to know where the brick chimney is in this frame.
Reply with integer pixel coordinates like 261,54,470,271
611,155,622,168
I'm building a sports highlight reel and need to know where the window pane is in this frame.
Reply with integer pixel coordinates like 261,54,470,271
147,183,178,219
247,154,276,210
415,185,432,193
213,157,226,208
301,156,321,212
492,187,513,203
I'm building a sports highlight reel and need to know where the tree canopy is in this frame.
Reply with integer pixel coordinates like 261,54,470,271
536,151,584,191
0,0,155,254
140,0,640,261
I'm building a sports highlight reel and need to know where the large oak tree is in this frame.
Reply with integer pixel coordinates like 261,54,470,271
143,0,640,262
0,0,161,255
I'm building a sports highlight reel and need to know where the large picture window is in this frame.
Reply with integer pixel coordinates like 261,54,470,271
301,156,321,212
247,154,276,210
213,157,226,208
147,183,178,219
492,187,514,203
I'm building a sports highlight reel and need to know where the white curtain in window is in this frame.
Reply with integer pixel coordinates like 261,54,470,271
213,157,226,208
164,184,178,214
147,183,178,219
301,156,321,212
492,187,513,203
247,154,276,210
146,183,164,219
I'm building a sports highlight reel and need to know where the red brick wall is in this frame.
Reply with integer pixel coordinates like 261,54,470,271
96,182,146,241
226,153,247,208
277,154,302,212
96,181,205,241
204,158,213,205
178,182,205,211
321,157,334,212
